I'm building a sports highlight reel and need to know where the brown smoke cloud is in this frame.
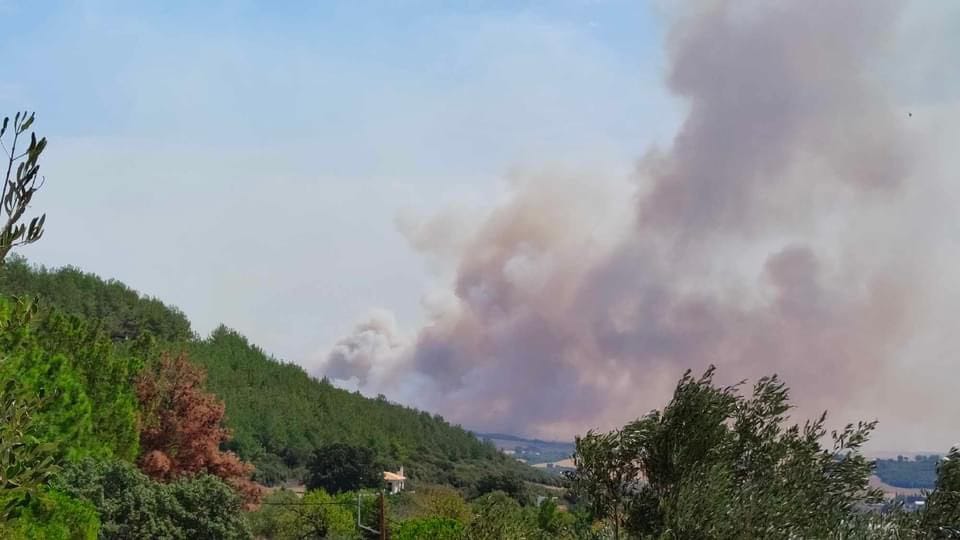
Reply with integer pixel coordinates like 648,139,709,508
323,0,958,448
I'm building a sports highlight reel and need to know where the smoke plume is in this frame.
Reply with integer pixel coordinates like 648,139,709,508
323,0,958,449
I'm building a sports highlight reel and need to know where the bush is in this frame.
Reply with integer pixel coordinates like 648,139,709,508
247,489,356,539
472,472,530,505
400,484,471,523
465,491,537,540
4,489,99,540
55,458,251,539
394,516,464,540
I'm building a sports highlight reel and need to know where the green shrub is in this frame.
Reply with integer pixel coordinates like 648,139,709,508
247,489,356,539
394,516,464,540
55,458,250,539
5,489,100,540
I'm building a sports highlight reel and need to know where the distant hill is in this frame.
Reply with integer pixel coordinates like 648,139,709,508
475,432,573,447
0,258,555,490
869,475,927,499
872,455,940,489
475,432,575,466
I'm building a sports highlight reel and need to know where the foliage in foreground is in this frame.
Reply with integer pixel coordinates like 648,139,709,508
248,489,356,540
390,484,472,523
55,458,251,540
393,516,465,540
0,384,58,519
1,489,99,540
918,446,960,538
569,367,960,539
0,112,47,264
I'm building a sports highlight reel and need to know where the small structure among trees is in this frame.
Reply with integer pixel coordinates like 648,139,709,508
384,466,406,494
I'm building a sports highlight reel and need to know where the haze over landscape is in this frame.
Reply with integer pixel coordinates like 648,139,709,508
5,0,960,454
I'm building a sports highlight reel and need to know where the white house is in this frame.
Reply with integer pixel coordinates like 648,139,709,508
383,466,406,494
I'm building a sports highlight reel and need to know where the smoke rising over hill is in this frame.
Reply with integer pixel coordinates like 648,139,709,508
324,0,958,448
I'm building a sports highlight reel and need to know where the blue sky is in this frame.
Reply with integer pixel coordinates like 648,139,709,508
0,0,680,363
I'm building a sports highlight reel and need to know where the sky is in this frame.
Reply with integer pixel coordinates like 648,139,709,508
2,1,959,451
0,0,677,356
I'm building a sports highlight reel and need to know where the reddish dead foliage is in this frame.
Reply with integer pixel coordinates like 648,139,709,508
136,352,264,508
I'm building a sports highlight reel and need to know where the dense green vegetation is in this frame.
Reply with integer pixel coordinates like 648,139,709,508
0,256,192,343
0,380,59,518
0,291,250,537
249,489,357,539
0,297,141,461
920,446,960,536
187,326,553,489
305,443,383,494
875,455,940,489
55,458,250,539
250,486,586,540
567,368,960,539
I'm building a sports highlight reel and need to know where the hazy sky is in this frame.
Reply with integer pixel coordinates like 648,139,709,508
1,0,678,355
2,1,959,450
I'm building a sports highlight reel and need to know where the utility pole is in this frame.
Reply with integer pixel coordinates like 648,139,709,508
379,490,387,540
356,492,381,538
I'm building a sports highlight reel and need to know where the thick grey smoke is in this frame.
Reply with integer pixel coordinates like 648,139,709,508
323,0,957,448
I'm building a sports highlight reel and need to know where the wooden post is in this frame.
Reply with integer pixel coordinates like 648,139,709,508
379,490,387,540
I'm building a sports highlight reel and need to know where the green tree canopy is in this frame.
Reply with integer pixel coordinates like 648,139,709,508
305,443,383,494
464,491,537,540
919,445,960,538
394,516,464,540
473,472,531,505
248,488,356,540
570,367,882,539
0,256,192,343
55,458,251,540
187,326,549,490
2,489,99,540
0,297,140,461
0,382,58,520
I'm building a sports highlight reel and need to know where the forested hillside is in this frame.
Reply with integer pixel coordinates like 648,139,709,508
0,256,192,342
874,455,940,489
0,256,549,491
